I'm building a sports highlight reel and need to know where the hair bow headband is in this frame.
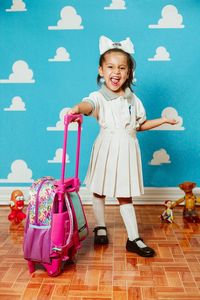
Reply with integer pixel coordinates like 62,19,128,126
99,35,135,55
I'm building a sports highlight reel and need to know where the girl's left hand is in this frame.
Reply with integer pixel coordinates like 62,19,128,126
163,117,178,125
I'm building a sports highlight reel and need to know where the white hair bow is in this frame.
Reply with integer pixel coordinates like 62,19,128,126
99,35,135,55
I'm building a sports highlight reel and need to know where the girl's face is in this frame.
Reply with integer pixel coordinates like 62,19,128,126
99,51,129,94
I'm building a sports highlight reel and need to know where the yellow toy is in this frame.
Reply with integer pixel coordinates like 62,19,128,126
160,200,173,223
161,182,200,223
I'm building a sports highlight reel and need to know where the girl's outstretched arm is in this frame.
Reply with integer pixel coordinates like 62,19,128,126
138,117,178,131
68,102,93,116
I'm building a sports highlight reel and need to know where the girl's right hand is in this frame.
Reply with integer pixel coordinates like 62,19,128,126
67,105,79,115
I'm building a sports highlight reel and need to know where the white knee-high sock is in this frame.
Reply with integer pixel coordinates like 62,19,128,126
120,203,147,247
92,196,106,236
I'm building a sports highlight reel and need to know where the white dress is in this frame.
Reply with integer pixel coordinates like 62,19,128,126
82,84,146,198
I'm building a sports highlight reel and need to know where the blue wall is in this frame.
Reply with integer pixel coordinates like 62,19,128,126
0,0,200,187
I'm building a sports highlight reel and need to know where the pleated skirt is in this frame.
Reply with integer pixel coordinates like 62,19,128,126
84,128,144,198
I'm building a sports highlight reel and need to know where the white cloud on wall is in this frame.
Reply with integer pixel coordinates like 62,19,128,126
48,47,71,62
47,107,78,131
152,107,184,131
149,149,171,165
149,5,184,29
148,46,171,61
48,6,83,30
4,96,26,111
0,160,33,182
0,60,35,83
104,0,126,10
48,148,70,163
6,0,27,12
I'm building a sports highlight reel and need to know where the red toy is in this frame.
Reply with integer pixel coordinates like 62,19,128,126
8,190,26,224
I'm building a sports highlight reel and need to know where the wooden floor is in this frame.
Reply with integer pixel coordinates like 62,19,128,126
1,205,200,300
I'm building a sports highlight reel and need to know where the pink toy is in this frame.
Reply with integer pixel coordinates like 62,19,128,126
23,114,89,276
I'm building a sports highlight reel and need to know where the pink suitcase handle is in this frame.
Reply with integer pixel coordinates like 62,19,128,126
61,114,83,185
65,114,82,125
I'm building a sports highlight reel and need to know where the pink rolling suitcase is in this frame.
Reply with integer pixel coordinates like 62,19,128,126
23,114,88,276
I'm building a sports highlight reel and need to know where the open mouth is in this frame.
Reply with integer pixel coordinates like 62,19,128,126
110,77,120,86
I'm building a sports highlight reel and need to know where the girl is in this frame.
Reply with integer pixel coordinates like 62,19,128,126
68,36,178,257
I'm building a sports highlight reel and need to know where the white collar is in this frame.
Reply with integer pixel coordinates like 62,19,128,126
99,84,133,102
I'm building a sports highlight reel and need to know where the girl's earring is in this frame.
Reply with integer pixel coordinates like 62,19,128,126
133,71,137,83
100,76,105,84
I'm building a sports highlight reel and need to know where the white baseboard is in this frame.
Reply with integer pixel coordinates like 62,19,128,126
1,186,199,205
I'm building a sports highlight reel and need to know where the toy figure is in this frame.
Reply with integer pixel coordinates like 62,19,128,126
161,200,173,223
161,182,200,223
8,190,26,224
170,182,200,223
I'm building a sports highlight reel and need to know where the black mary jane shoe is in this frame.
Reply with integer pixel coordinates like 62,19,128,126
126,237,155,257
93,226,109,245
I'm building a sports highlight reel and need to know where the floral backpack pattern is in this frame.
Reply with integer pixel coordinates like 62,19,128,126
28,177,55,227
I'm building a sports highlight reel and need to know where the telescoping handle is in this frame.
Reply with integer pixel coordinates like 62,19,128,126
60,114,83,185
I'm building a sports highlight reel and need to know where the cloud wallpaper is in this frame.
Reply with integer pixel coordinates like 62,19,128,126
0,0,200,189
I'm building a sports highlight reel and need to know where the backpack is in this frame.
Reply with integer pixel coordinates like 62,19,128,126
23,114,88,276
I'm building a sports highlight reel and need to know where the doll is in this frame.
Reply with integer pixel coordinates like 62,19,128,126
170,182,200,223
161,200,173,223
8,190,26,224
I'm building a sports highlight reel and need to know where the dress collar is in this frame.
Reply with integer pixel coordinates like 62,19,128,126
99,84,133,102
